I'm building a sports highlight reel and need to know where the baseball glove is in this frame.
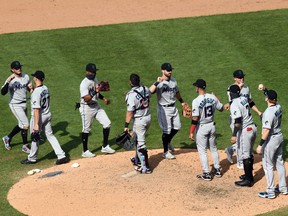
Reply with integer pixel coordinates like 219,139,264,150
115,131,135,150
99,81,110,91
182,103,192,118
31,130,41,142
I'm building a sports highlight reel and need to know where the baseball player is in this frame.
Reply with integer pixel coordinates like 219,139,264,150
21,70,69,165
190,79,224,181
79,63,115,158
256,89,288,198
1,61,33,153
229,84,257,187
149,63,187,159
224,70,262,169
124,73,152,174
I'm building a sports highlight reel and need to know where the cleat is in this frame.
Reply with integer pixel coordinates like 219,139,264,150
22,144,30,154
82,150,95,158
3,136,11,150
197,172,212,181
211,167,222,178
274,188,288,195
130,157,141,167
235,180,253,187
55,157,69,165
101,145,115,154
21,159,37,164
258,192,276,199
135,166,152,174
162,151,175,160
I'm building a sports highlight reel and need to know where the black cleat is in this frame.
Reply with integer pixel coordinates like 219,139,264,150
55,157,69,165
21,159,37,164
235,180,253,187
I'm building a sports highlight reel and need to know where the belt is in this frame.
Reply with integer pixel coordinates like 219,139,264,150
272,132,281,135
162,103,175,107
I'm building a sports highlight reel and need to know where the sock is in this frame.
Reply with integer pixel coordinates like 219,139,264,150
82,133,89,152
8,125,21,142
168,129,178,143
162,133,170,153
103,128,110,147
21,129,28,145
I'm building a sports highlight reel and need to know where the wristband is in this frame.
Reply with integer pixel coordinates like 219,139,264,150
98,93,104,100
124,122,129,128
190,125,196,134
154,81,159,87
249,101,256,108
259,139,266,146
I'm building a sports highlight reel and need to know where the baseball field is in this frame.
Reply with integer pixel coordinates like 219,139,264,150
1,1,288,215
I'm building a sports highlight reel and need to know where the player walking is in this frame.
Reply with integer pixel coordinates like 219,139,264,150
149,63,187,159
229,85,257,187
79,63,115,158
224,70,262,169
124,73,152,174
256,89,288,198
190,79,224,181
21,70,69,165
1,61,32,153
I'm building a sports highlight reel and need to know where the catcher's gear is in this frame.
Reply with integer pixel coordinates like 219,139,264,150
99,81,110,91
31,130,41,142
182,103,192,118
116,131,135,150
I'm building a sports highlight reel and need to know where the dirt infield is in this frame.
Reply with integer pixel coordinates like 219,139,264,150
4,0,288,216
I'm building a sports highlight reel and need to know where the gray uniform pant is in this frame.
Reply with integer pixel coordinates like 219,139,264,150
9,103,29,129
196,122,220,173
262,134,288,195
28,112,66,161
133,115,151,148
157,105,181,134
237,124,257,160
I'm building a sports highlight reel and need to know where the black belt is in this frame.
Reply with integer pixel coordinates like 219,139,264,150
272,132,281,135
162,103,175,107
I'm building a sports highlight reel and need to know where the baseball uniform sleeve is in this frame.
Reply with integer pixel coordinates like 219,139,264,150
262,111,272,130
192,99,200,117
31,88,41,109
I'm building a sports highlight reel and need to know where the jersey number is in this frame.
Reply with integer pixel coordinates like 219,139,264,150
204,105,213,118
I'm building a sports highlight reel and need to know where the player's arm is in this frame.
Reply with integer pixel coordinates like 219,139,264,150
231,117,241,144
175,91,185,106
256,128,270,154
124,111,134,132
97,93,110,105
1,74,15,95
248,98,262,116
149,77,162,94
33,108,40,131
189,116,198,141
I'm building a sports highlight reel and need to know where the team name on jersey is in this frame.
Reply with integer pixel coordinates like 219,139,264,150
199,98,215,109
162,85,177,93
40,89,49,98
12,81,28,91
275,107,282,118
240,98,248,106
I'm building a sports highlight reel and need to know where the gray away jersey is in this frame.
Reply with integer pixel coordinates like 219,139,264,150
192,93,223,124
31,85,50,116
230,96,254,128
262,104,282,135
125,85,151,118
227,84,251,102
5,73,30,104
80,77,99,105
156,77,179,106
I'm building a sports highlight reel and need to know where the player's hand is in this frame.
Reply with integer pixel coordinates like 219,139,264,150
256,145,262,154
103,98,110,105
189,133,195,141
6,74,15,83
124,127,129,132
157,77,163,82
230,136,236,144
224,103,230,111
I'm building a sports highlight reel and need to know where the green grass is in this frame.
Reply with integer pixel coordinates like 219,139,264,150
1,9,288,215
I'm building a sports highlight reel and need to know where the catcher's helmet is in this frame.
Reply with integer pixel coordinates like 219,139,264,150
229,84,240,100
116,131,135,150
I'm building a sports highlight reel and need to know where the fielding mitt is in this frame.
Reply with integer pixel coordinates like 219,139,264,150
99,81,110,91
31,130,41,142
115,131,135,150
182,103,192,118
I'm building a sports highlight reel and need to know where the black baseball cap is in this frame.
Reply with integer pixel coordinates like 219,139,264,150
229,84,241,94
193,79,206,89
31,70,45,81
10,61,22,70
161,63,173,71
233,69,245,78
86,63,98,73
267,90,277,101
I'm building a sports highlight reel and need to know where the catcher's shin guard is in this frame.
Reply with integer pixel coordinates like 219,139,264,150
137,148,149,169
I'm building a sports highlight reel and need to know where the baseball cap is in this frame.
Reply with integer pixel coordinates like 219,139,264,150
161,63,173,71
229,84,241,94
233,69,245,78
267,90,277,101
10,61,22,70
31,70,45,81
86,63,98,73
193,79,206,89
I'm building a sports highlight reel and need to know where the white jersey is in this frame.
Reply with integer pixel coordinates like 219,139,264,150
156,77,179,106
230,96,254,128
227,84,251,102
80,77,99,105
125,85,151,118
4,72,30,104
262,104,282,136
192,93,223,124
31,85,50,116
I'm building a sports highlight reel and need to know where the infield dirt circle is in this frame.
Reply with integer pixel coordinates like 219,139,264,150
5,1,288,216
